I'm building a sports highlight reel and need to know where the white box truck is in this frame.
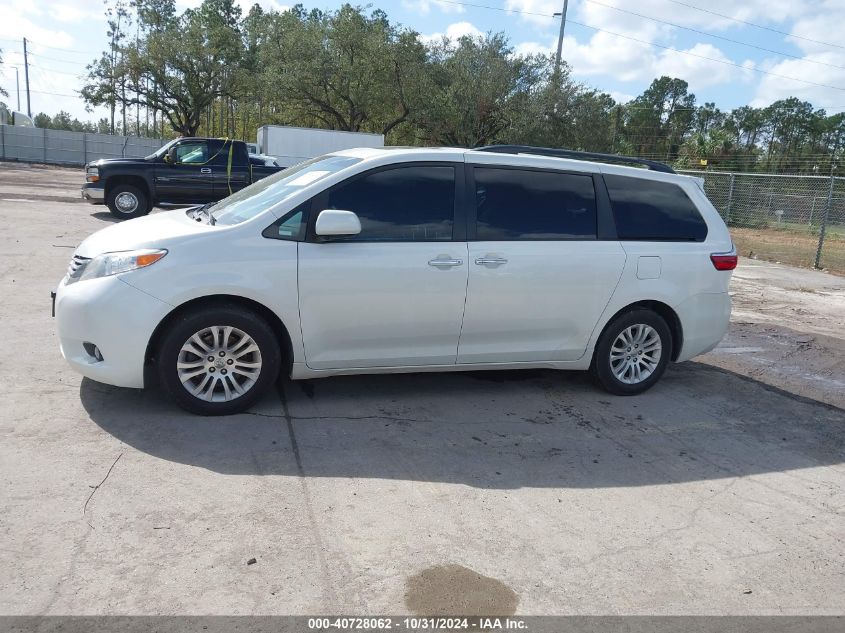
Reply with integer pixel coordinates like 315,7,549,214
257,125,384,167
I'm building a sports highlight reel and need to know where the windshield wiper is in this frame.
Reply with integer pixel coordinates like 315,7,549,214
190,202,217,225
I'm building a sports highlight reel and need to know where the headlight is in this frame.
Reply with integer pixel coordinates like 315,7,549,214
71,249,167,284
86,167,99,183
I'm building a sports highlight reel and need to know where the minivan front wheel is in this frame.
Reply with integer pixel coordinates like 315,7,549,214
591,309,672,395
157,306,281,415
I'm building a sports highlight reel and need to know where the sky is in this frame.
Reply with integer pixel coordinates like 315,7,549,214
1,0,844,124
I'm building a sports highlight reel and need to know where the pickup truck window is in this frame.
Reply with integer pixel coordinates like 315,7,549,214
145,139,178,160
211,155,360,226
176,141,209,164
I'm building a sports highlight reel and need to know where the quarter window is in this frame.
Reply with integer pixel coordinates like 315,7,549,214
325,165,455,241
605,175,708,242
474,168,597,240
262,202,308,241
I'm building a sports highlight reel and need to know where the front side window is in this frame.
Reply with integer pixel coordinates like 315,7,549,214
175,141,209,164
474,168,597,240
605,175,708,242
325,165,455,241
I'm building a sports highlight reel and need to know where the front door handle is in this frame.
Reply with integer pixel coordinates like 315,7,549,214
200,167,212,174
428,258,463,268
475,257,508,266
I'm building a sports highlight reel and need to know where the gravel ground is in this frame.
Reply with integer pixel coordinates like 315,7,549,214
1,161,843,616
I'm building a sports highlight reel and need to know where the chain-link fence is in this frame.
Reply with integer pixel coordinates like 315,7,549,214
678,170,845,275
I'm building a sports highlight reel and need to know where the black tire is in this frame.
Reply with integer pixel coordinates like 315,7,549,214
106,184,150,220
591,308,672,396
157,305,281,416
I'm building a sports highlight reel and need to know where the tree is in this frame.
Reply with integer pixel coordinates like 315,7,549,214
412,33,543,146
84,0,244,136
259,5,426,137
623,76,696,160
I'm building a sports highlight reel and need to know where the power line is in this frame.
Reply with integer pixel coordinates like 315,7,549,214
565,18,845,92
662,0,845,51
434,0,845,92
0,37,99,57
29,63,85,77
584,0,845,72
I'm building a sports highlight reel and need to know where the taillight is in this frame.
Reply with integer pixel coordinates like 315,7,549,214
710,248,737,271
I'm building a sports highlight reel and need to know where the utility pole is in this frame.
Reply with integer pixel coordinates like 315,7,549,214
553,0,569,84
22,37,31,117
14,67,20,111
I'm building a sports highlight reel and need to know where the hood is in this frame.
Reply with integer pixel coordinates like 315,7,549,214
75,209,215,258
86,157,152,169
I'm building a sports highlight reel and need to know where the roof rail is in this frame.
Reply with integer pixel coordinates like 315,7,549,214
474,145,676,174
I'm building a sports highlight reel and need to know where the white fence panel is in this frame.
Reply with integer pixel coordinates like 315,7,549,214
0,125,167,165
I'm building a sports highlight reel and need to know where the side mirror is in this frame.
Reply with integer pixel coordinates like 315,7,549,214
165,147,177,164
315,209,362,237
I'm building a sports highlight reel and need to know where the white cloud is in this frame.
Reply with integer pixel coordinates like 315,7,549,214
607,90,635,104
236,0,291,13
0,15,75,50
503,0,558,27
421,21,484,45
506,0,802,33
403,0,465,15
751,1,845,109
49,2,102,23
654,43,755,89
514,33,753,92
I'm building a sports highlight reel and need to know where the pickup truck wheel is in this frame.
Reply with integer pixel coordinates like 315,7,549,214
157,305,281,416
106,184,150,219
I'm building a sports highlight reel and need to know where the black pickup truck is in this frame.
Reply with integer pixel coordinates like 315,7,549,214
81,137,283,219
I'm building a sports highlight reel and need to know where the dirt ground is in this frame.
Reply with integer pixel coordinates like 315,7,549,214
1,162,843,616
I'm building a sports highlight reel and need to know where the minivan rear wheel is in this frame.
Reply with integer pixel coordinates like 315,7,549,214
591,309,672,395
157,305,281,415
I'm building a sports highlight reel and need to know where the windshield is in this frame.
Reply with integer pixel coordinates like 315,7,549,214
145,138,179,160
210,155,361,226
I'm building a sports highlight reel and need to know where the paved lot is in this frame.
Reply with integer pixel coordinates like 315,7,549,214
1,162,843,615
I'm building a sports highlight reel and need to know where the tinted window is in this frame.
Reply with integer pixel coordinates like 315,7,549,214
605,175,707,242
474,168,596,240
326,166,455,241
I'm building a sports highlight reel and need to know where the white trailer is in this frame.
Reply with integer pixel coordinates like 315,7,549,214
257,125,384,167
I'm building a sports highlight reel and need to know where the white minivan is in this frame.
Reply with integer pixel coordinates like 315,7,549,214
54,146,736,415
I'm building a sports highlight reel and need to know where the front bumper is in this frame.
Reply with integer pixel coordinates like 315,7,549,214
81,183,105,204
54,275,172,388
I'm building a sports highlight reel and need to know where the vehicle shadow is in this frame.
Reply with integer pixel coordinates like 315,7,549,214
80,363,845,489
90,211,120,223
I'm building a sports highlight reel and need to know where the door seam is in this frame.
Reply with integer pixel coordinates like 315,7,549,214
453,242,471,364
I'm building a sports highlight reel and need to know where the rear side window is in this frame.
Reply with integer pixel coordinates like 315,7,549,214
326,165,455,241
605,175,707,242
474,168,597,240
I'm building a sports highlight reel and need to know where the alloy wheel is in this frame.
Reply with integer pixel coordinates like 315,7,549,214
176,325,263,402
609,323,662,385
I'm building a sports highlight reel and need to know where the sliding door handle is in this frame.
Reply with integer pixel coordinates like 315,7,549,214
475,257,508,266
428,258,463,268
